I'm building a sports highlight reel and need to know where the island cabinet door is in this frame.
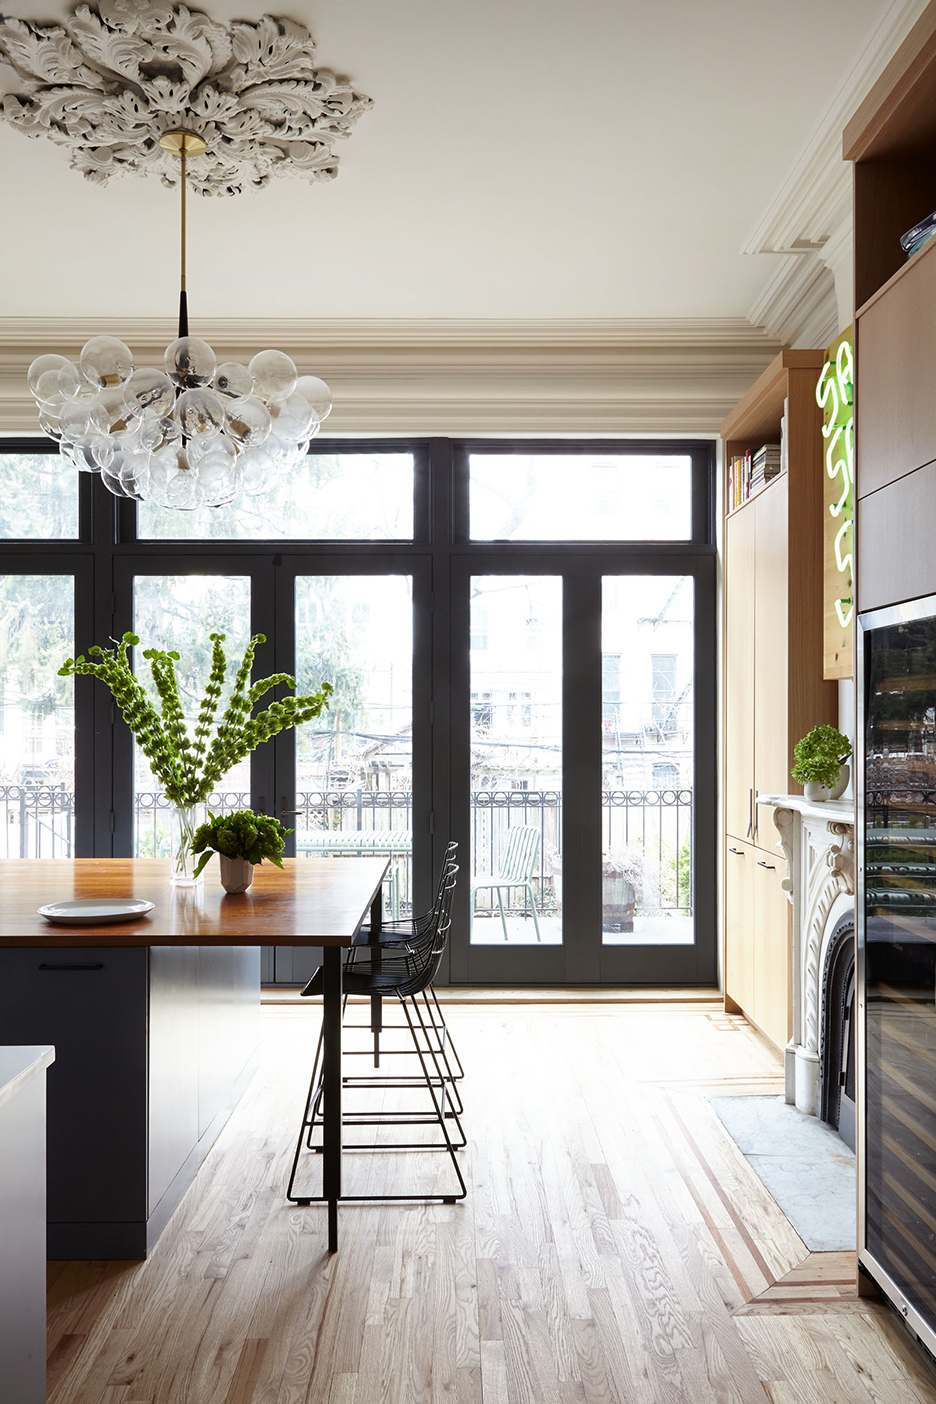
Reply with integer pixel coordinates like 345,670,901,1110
0,948,149,1226
197,945,260,1141
148,947,200,1217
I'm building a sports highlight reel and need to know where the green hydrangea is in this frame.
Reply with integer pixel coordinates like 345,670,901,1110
191,809,289,878
58,631,332,805
790,724,852,788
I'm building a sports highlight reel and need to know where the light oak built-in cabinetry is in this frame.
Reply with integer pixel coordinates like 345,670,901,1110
845,9,936,612
845,0,936,1328
721,352,837,1050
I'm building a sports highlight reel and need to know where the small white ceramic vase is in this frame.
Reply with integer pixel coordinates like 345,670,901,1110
803,765,849,804
219,855,254,893
829,764,850,800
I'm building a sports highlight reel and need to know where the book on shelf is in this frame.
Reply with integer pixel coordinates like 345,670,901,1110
727,443,781,509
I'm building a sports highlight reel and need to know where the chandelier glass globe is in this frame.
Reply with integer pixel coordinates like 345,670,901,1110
26,130,332,509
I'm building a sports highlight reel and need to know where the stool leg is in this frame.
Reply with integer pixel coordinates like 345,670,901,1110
428,986,465,1080
412,991,464,1122
322,947,344,1250
400,996,467,1200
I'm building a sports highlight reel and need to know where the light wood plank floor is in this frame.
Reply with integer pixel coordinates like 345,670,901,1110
47,1001,936,1403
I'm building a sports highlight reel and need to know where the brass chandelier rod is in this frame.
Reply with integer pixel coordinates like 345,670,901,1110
158,128,207,339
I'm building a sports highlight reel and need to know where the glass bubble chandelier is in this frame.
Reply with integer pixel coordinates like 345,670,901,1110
27,131,332,509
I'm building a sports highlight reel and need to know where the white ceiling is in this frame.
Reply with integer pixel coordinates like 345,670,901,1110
0,0,887,324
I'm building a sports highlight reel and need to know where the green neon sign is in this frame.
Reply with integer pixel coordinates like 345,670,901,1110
816,337,854,629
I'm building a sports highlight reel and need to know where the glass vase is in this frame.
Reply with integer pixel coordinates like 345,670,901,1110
169,802,206,887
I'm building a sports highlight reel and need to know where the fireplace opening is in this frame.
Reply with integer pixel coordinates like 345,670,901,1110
820,915,856,1151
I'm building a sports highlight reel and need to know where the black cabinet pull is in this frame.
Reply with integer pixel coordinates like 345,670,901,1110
38,962,105,971
757,861,776,870
728,847,745,856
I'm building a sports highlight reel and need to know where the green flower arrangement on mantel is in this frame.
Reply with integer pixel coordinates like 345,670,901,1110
791,724,852,797
58,631,331,882
191,810,290,890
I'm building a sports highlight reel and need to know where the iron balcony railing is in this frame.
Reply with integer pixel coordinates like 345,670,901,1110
0,784,693,916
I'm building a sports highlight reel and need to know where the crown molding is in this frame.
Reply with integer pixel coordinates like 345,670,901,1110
0,318,783,437
747,254,839,351
0,315,784,350
744,0,929,256
744,0,930,346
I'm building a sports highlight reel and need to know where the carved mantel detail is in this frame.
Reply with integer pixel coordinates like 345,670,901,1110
827,821,855,895
761,795,855,1116
772,807,796,902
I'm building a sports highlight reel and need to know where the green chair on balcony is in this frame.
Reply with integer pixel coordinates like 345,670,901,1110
471,824,542,942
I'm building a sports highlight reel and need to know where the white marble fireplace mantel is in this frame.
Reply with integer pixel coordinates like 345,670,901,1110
756,794,855,1116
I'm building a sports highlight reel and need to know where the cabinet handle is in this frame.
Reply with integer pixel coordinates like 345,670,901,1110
757,861,776,870
746,788,753,839
753,788,759,841
38,962,104,971
728,847,745,856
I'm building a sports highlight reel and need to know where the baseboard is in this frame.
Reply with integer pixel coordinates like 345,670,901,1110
261,985,721,1006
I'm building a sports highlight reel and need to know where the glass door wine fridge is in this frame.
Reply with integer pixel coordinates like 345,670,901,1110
859,595,936,1349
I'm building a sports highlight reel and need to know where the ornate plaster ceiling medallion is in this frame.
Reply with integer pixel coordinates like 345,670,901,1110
0,0,373,195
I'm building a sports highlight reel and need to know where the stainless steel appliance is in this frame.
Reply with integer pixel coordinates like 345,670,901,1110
859,594,936,1347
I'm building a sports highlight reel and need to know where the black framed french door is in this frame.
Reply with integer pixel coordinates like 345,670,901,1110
446,552,716,986
268,554,433,984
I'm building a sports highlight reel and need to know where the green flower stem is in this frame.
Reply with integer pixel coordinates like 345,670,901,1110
59,631,332,805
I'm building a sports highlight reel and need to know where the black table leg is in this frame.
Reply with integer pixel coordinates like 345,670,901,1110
322,946,343,1251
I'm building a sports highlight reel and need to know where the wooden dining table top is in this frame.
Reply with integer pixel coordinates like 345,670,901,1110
0,857,390,947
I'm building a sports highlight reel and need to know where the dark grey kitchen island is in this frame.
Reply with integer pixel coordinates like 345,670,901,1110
0,856,387,1258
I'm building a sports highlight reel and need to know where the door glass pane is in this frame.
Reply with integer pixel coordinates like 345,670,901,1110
138,453,414,541
470,576,561,944
469,454,691,541
602,576,694,945
0,575,74,855
132,576,252,857
294,576,413,918
0,451,79,539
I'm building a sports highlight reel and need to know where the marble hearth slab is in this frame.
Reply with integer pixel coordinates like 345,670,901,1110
710,1095,856,1252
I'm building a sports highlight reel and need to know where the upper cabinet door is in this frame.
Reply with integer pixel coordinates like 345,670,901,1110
753,477,790,829
725,507,755,842
857,244,936,499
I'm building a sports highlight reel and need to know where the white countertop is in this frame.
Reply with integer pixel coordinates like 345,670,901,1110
757,793,855,825
0,1046,55,1113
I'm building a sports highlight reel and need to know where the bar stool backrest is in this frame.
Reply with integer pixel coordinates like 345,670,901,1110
399,863,457,972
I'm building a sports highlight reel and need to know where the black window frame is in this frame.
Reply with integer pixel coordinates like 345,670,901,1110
0,434,716,986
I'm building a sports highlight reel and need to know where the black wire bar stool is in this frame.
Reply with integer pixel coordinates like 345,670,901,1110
341,841,465,1086
286,867,467,1205
293,853,464,1128
297,864,464,1144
